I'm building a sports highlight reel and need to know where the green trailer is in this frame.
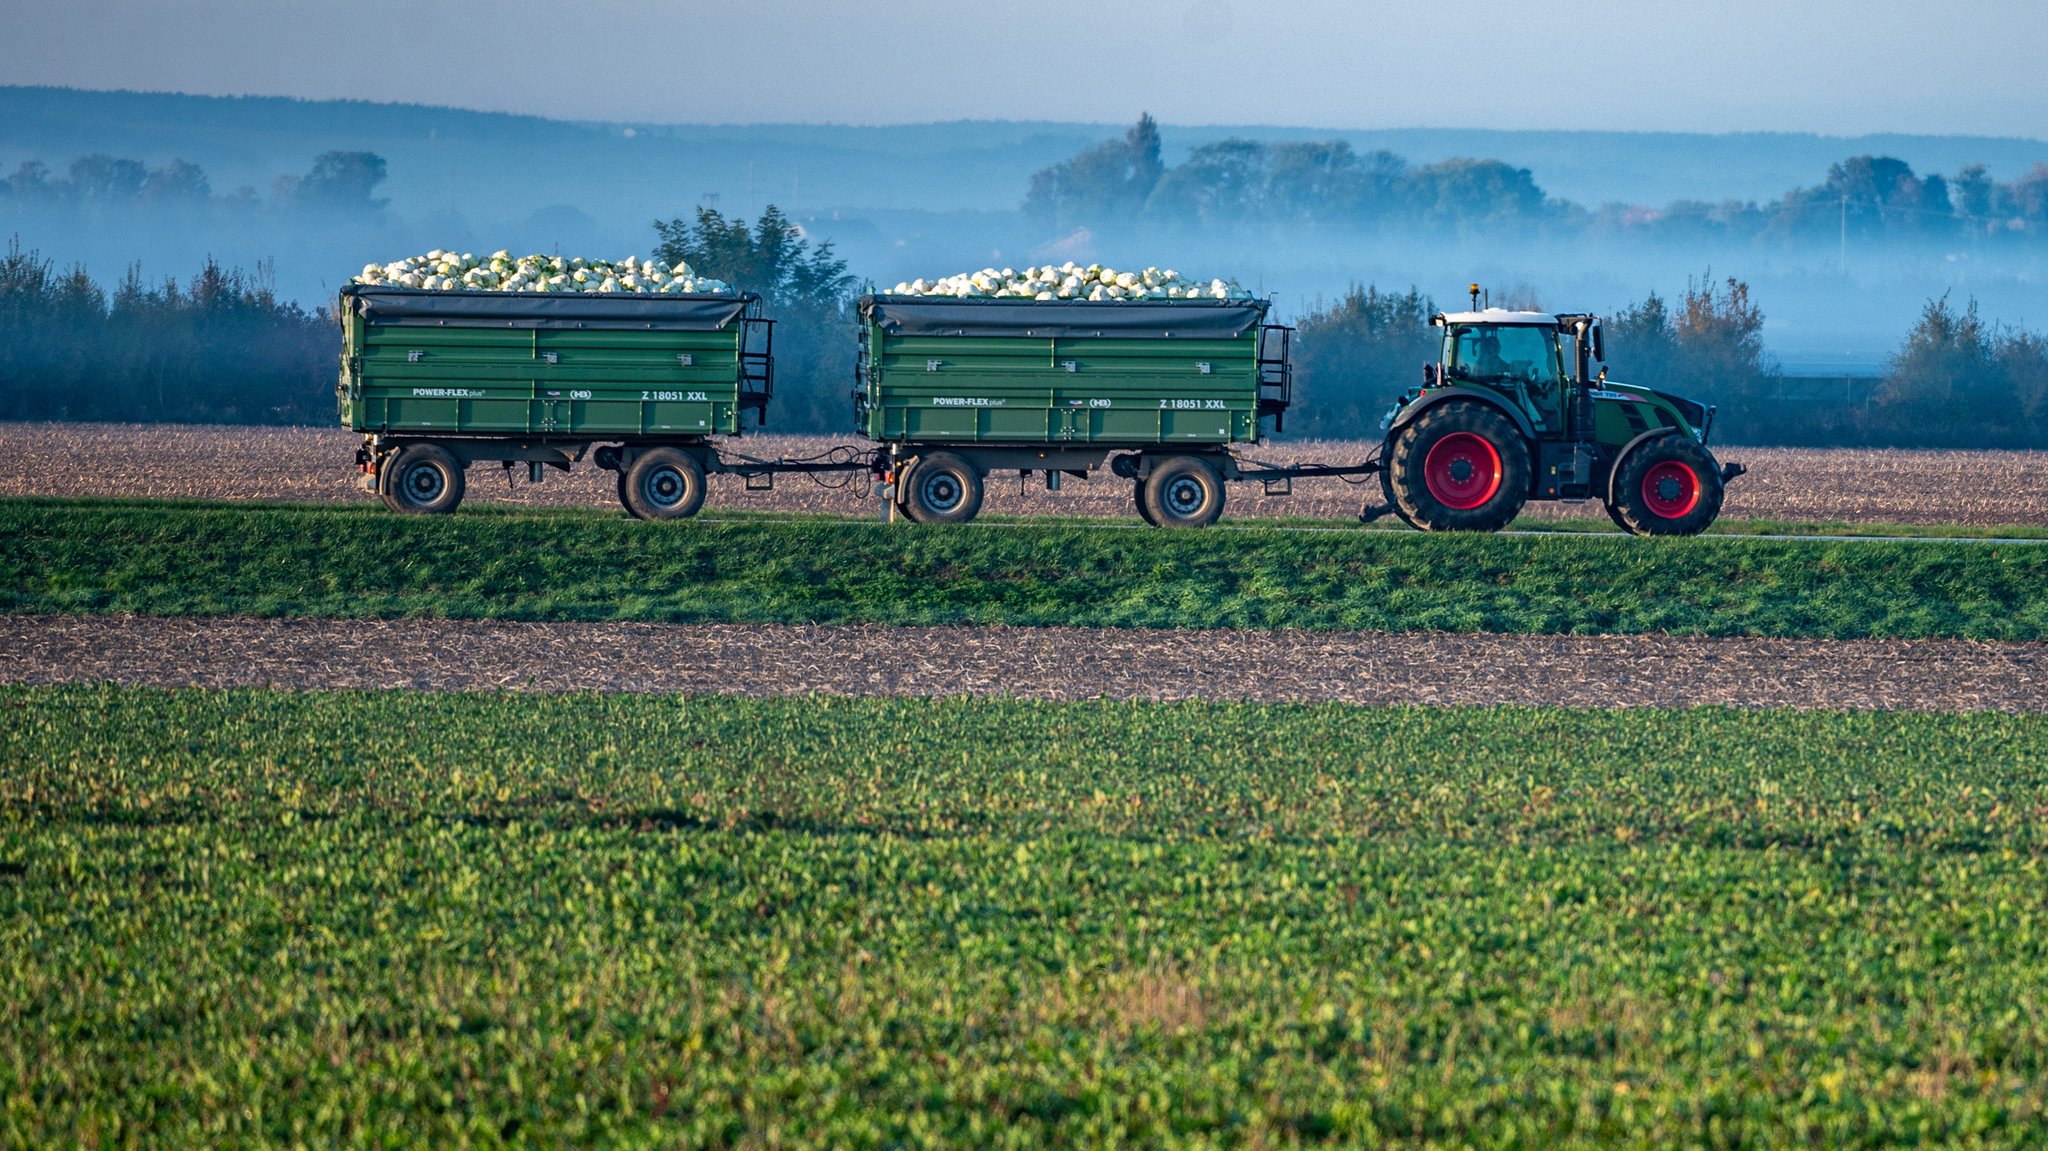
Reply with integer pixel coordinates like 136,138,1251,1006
855,294,1304,525
339,285,775,518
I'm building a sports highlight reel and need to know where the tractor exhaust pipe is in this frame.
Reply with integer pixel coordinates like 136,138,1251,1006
1572,317,1597,440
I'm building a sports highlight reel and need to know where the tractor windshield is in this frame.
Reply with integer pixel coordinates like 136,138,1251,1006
1445,324,1562,391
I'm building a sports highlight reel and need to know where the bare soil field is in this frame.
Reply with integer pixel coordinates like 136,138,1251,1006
4,421,2046,525
6,614,2044,711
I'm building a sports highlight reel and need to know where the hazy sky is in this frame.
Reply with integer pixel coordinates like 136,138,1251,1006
5,0,2043,137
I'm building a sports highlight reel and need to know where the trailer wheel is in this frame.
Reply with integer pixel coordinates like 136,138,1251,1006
1384,403,1529,531
622,447,707,521
1609,436,1724,536
1133,479,1159,526
903,452,983,524
1141,455,1226,528
379,443,466,514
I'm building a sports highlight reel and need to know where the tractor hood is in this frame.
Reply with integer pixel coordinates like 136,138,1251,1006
1596,379,1713,440
1645,386,1712,437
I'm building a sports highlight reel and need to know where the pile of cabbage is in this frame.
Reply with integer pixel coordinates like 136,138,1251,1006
352,250,730,294
888,263,1250,301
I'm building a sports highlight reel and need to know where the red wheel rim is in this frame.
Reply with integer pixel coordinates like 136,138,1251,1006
1423,432,1503,510
1641,460,1701,518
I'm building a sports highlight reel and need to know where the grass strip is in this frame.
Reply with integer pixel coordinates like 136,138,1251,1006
4,685,2046,1147
4,497,2047,638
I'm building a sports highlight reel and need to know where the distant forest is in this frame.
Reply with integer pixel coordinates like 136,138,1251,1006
4,220,2044,448
1027,115,2048,244
0,239,331,424
8,115,2048,250
1,150,388,215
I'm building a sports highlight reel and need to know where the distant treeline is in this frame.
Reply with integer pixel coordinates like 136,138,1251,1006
1,150,388,213
17,122,2046,248
0,239,332,424
1290,279,2048,448
4,225,2044,448
0,211,857,430
1028,116,2048,244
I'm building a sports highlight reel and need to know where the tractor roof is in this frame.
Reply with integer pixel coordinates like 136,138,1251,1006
1438,308,1558,326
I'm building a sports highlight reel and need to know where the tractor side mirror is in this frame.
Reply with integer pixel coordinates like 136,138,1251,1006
1422,362,1439,387
1591,324,1605,364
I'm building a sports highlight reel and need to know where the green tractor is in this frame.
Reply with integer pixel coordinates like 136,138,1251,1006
1364,286,1745,535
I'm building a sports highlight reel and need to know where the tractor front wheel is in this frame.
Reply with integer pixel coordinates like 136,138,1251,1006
1384,404,1530,532
1608,436,1725,536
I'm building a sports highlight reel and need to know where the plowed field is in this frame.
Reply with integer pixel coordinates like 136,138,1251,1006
6,614,2043,711
6,421,2045,525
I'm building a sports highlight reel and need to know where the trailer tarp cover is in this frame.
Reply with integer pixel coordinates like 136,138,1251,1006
347,287,752,331
861,295,1267,339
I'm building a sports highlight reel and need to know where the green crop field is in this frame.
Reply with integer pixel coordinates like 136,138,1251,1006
5,499,2047,639
4,685,2046,1147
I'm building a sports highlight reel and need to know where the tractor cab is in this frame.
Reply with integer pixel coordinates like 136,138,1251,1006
1430,308,1586,437
1369,284,1744,536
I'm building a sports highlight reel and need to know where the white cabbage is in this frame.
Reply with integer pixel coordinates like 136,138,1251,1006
886,261,1251,300
352,251,732,294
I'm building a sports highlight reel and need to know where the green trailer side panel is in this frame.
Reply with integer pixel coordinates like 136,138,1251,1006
340,291,762,439
862,329,1264,446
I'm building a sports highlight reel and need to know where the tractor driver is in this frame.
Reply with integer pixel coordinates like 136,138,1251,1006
1462,329,1510,380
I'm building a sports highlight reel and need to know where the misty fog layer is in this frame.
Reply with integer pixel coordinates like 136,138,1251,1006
7,87,2048,376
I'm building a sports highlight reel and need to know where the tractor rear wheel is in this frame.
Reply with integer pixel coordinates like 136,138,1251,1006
379,443,466,514
1384,403,1530,531
903,452,983,524
1609,436,1724,536
621,448,707,521
1377,462,1419,530
1141,455,1226,528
